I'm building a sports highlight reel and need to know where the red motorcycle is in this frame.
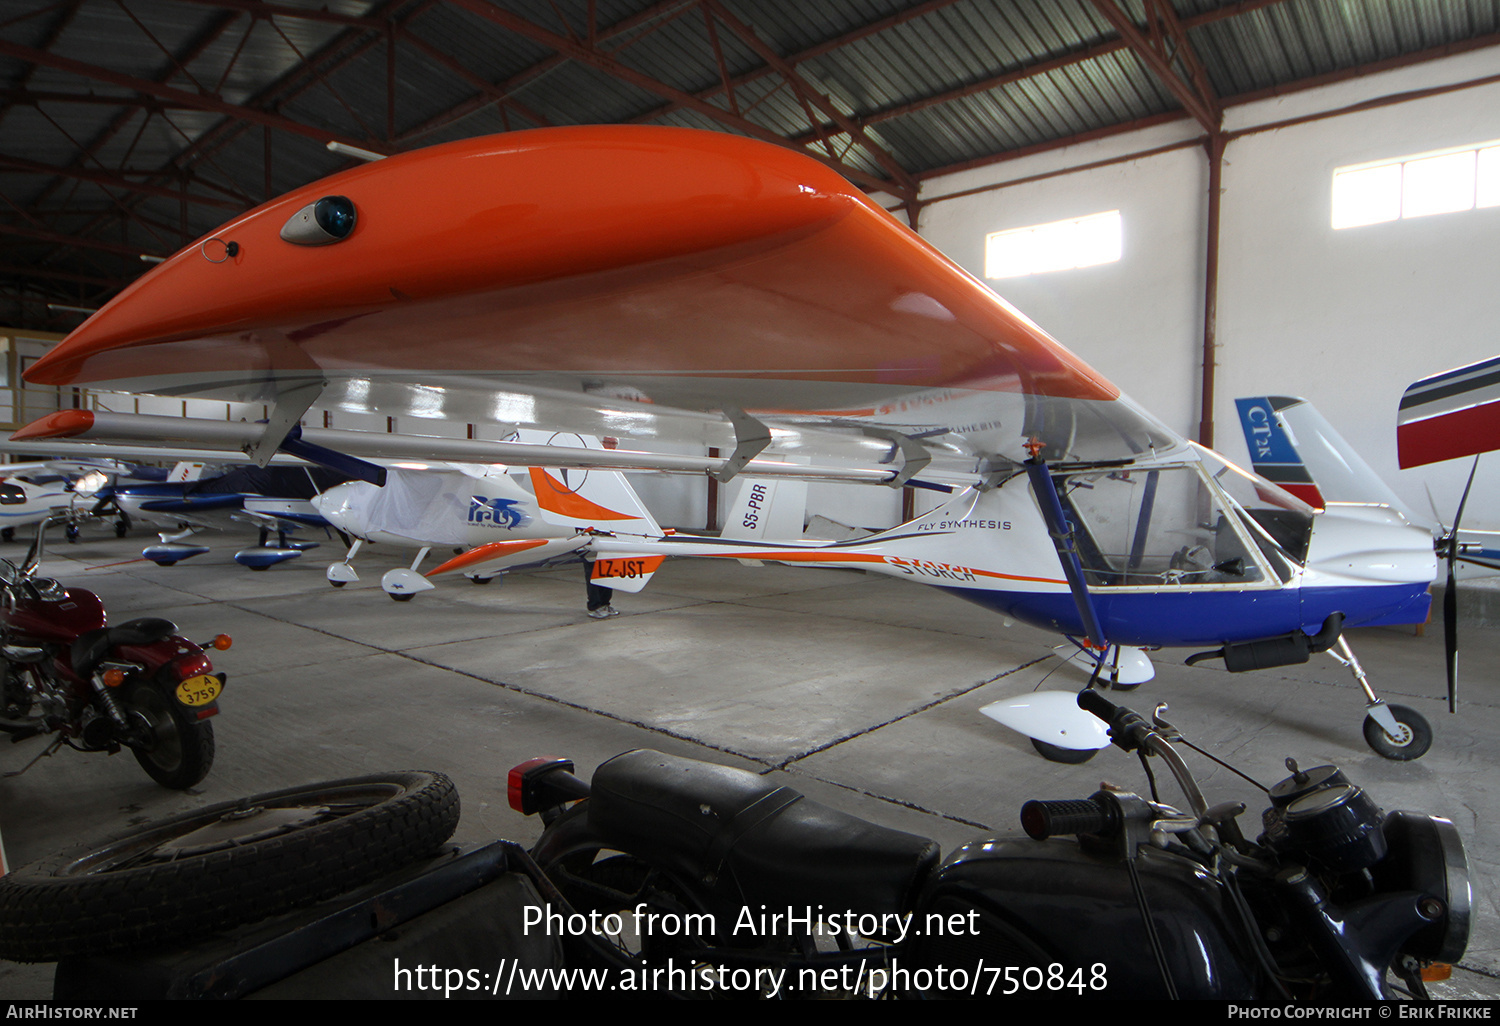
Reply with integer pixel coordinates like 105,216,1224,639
0,514,230,789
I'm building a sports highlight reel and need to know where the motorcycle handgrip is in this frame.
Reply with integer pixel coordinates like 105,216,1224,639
1020,797,1119,840
1076,688,1150,752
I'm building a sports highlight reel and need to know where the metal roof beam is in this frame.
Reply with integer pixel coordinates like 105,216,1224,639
0,40,389,155
0,156,242,210
397,0,698,143
0,263,129,289
442,0,911,200
0,222,159,259
1088,0,1220,132
163,0,386,30
700,0,918,197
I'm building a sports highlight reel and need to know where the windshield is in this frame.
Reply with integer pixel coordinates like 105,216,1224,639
1055,462,1271,588
1191,443,1316,515
1192,443,1315,568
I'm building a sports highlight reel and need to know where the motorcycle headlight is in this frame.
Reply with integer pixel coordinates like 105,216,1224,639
1373,811,1472,964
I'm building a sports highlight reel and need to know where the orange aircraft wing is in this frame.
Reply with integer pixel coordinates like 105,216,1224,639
24,125,1181,468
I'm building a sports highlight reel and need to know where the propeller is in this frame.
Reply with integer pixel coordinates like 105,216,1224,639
1440,457,1480,714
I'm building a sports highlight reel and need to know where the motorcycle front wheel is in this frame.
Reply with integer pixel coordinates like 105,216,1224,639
123,679,215,789
0,771,459,962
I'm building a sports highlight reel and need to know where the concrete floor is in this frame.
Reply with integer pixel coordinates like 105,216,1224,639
1,529,1497,999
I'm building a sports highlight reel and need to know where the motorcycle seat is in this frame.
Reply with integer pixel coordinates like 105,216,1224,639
71,618,179,679
588,749,940,924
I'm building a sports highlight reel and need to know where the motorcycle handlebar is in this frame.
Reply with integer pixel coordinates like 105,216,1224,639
1020,796,1119,840
1076,688,1152,751
1076,688,1210,821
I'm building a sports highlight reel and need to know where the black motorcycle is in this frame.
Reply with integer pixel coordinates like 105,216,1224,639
0,692,1471,1000
514,690,1471,999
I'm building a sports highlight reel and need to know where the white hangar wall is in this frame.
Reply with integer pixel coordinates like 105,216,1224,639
917,48,1500,532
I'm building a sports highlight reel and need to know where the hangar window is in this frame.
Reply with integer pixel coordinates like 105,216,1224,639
1332,142,1500,229
984,210,1122,279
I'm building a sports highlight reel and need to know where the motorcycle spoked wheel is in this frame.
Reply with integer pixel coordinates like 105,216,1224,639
122,678,215,789
0,771,460,963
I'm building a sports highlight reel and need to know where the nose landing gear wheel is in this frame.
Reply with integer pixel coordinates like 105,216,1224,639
1363,704,1432,760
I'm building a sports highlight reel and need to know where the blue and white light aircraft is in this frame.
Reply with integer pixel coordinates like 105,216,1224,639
12,126,1443,760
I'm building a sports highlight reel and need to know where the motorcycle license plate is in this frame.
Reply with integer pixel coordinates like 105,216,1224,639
175,674,222,707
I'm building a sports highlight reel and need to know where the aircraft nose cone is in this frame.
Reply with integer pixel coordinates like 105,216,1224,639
312,483,364,534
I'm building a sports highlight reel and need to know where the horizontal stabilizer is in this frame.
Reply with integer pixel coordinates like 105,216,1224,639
589,555,664,593
1398,356,1500,468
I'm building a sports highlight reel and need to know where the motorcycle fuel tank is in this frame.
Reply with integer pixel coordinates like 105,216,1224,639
906,837,1262,999
3,587,107,644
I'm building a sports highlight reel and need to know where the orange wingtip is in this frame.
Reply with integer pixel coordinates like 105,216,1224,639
12,409,95,441
426,538,548,576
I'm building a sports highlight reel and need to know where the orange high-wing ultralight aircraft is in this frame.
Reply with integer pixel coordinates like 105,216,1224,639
16,126,1438,760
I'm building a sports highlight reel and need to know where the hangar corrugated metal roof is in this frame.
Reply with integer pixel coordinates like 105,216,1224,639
3,0,1498,328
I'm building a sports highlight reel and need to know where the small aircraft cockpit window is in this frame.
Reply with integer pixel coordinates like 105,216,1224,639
0,483,26,506
1056,464,1271,588
1191,443,1316,566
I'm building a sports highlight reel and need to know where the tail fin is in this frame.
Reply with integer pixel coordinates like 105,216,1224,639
720,477,807,541
510,430,661,534
1235,396,1411,515
528,467,660,533
166,461,208,483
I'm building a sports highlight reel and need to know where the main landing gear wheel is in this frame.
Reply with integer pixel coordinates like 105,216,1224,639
1031,739,1098,764
1363,704,1433,761
0,771,459,962
390,592,414,602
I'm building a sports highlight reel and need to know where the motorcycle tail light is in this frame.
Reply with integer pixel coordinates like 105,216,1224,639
169,652,213,681
102,668,126,688
508,757,581,815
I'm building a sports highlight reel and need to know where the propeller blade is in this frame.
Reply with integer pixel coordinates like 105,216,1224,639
1442,455,1478,715
1452,455,1480,534
1444,551,1458,714
1426,483,1449,534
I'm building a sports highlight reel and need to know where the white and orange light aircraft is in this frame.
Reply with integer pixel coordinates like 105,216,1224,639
313,430,660,599
12,126,1439,760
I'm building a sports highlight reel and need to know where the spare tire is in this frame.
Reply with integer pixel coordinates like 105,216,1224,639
0,771,459,962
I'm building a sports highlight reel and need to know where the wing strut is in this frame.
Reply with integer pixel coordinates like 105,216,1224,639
862,427,932,487
712,408,772,482
279,426,387,487
1024,456,1108,648
243,379,324,467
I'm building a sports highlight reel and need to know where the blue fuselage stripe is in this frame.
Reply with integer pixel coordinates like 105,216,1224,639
938,583,1431,647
